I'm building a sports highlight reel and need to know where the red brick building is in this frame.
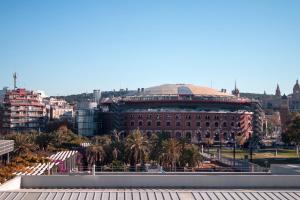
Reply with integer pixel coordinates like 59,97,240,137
125,110,253,144
100,84,263,144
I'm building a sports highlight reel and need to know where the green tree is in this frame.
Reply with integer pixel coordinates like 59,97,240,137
86,145,106,166
160,138,181,171
5,133,38,156
283,114,300,155
125,129,149,171
180,144,203,168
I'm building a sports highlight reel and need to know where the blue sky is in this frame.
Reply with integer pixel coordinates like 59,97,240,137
0,0,299,96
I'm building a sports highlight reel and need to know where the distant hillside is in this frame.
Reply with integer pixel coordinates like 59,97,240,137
52,90,135,103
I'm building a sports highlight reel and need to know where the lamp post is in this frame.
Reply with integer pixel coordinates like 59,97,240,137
249,131,254,162
232,126,239,167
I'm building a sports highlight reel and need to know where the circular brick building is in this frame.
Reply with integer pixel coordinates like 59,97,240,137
100,84,263,145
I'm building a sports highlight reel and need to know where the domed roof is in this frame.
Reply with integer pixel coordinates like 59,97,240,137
139,84,232,97
293,79,300,94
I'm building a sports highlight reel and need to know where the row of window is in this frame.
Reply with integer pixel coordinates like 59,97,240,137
129,121,242,128
127,114,240,121
143,131,243,141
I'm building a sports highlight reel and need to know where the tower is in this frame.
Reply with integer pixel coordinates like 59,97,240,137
293,79,300,94
232,81,240,97
275,84,281,97
13,72,17,90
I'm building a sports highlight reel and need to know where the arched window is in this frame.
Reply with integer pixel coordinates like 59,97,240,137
215,122,219,127
214,133,220,141
223,122,227,127
147,121,152,127
206,122,210,127
156,121,161,127
186,132,192,142
176,132,181,139
138,121,143,127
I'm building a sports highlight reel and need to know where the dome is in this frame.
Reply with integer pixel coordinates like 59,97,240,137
139,84,232,97
293,80,300,94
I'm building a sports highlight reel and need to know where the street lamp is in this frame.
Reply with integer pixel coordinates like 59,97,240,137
249,131,254,162
232,126,239,167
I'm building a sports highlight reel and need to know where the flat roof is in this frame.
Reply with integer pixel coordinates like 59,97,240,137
1,189,300,200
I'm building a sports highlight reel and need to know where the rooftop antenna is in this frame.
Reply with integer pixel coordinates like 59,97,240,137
234,80,237,90
13,72,17,89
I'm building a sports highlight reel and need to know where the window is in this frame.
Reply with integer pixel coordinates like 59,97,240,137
196,122,201,127
215,122,219,128
166,121,171,127
176,121,181,127
147,121,152,127
166,114,171,119
176,132,181,138
147,114,152,119
186,121,191,127
214,116,219,120
175,114,181,120
156,121,161,127
130,121,135,127
186,132,192,142
206,122,210,127
138,121,143,127
214,133,220,141
196,114,201,120
223,122,227,127
186,115,191,120
231,122,235,127
205,116,210,120
138,115,143,119
156,115,161,120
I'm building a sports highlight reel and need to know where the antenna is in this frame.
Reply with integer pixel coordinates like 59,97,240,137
234,80,237,90
13,72,17,89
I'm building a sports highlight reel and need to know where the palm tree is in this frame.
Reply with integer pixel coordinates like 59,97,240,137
125,129,149,171
180,144,203,168
86,145,106,167
160,139,181,171
6,133,38,156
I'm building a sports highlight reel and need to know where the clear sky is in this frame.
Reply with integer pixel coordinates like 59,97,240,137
0,0,299,96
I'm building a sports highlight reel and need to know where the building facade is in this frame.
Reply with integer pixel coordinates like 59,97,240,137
1,88,45,132
99,84,263,144
75,101,98,136
44,98,74,122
